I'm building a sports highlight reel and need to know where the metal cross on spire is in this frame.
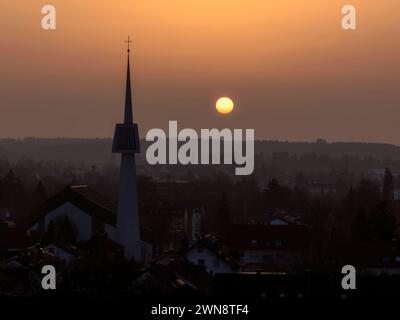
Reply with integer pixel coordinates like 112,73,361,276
125,36,132,53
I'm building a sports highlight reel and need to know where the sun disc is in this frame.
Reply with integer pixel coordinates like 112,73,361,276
216,97,234,114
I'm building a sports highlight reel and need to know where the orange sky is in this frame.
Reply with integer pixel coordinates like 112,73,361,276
0,0,399,143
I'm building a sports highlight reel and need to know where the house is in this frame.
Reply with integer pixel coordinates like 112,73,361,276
263,211,305,226
184,236,239,274
0,207,15,232
228,224,311,272
133,262,199,296
24,185,153,261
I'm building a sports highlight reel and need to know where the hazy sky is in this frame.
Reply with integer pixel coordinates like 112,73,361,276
1,0,399,143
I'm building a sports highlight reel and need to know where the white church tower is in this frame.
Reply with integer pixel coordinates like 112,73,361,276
112,37,142,261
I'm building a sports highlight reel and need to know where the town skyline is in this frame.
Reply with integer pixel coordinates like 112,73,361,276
1,1,400,144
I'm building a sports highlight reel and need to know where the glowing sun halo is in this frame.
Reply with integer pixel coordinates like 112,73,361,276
216,97,234,115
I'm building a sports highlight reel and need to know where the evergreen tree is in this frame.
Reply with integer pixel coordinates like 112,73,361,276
216,192,231,240
369,202,396,241
31,180,47,209
352,208,369,241
1,170,28,220
383,168,394,204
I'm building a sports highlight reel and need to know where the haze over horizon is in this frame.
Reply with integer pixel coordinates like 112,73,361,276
1,0,399,144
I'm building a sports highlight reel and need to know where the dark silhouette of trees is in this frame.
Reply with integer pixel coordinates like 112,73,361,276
383,168,394,204
352,203,396,242
1,146,400,265
0,170,29,221
264,179,291,211
357,179,380,209
215,192,230,239
31,180,47,210
352,208,370,241
369,202,396,241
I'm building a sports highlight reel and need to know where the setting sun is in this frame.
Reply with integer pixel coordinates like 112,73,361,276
216,97,234,115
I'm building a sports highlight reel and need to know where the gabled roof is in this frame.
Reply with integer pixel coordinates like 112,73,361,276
24,185,117,229
136,262,199,295
186,236,240,270
22,185,153,243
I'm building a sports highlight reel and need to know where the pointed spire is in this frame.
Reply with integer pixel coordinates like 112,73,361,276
124,36,133,124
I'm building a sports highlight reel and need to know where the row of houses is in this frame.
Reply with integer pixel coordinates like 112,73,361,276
3,183,400,286
0,184,311,273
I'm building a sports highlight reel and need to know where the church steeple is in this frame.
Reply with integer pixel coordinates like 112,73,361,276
124,37,133,124
111,37,142,261
112,36,140,155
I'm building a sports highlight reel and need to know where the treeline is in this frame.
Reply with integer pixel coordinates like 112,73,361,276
2,138,400,163
1,153,399,265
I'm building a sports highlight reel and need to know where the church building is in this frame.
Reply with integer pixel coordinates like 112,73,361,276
26,40,150,262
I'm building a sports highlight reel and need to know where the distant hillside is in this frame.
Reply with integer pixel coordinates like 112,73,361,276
1,138,400,165
256,140,400,159
0,138,117,165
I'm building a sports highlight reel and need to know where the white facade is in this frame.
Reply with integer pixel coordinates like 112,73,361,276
116,154,142,261
28,202,91,241
27,200,152,262
191,207,203,241
185,245,236,274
